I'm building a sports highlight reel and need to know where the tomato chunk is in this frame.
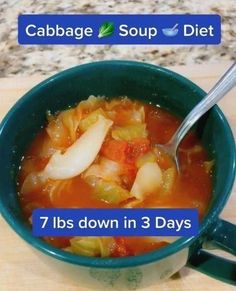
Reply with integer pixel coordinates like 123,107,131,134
101,139,128,163
125,138,150,164
112,237,133,257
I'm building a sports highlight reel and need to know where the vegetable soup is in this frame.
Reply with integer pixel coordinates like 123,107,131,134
18,96,213,257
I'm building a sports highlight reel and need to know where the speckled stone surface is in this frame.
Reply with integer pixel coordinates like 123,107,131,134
0,0,235,77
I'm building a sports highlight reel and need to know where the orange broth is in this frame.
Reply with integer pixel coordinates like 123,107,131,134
18,97,212,256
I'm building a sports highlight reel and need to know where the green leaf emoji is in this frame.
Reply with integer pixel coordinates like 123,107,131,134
98,22,115,38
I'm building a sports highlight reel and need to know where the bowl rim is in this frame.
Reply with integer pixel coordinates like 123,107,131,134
0,60,235,268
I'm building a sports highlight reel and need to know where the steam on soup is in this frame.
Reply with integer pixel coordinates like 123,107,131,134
18,96,213,257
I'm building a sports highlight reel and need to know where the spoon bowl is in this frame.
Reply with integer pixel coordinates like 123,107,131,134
157,61,236,172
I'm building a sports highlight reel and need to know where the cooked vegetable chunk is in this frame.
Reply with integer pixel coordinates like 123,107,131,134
92,179,130,204
162,167,176,194
46,108,81,148
84,157,122,183
112,124,147,141
66,237,115,257
135,151,156,168
43,115,113,179
79,108,106,132
101,139,128,163
130,162,163,200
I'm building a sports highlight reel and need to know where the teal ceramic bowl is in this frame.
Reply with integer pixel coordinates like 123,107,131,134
0,61,235,288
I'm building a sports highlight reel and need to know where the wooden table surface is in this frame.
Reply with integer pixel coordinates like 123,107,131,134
0,63,235,291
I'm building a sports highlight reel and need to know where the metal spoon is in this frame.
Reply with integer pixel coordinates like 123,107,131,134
157,61,236,172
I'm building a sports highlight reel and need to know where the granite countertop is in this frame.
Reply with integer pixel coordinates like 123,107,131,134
0,0,235,77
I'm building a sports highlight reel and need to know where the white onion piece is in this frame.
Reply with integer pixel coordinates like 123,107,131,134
130,162,162,200
42,115,113,180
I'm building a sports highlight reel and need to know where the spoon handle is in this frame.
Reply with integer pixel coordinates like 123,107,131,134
170,61,236,151
172,23,179,30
